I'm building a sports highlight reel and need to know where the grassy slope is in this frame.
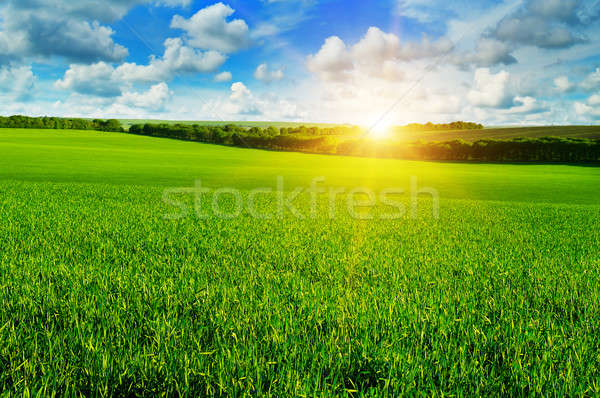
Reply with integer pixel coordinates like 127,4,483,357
1,128,599,395
1,128,599,204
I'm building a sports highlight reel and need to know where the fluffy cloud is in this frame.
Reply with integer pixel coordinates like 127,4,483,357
492,17,585,49
455,38,517,68
0,11,127,63
214,71,233,82
354,27,453,62
48,82,173,118
503,96,548,115
217,82,260,116
588,94,600,106
581,67,600,91
489,0,593,49
554,76,575,93
56,38,226,97
230,82,252,101
306,36,353,81
0,0,192,64
0,65,36,100
171,3,250,53
210,82,305,119
254,63,284,82
9,0,192,23
574,94,600,120
525,0,583,25
55,62,122,97
467,70,548,116
467,68,514,108
119,82,171,110
115,38,227,83
307,27,453,83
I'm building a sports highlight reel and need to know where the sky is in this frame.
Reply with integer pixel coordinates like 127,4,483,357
1,0,600,126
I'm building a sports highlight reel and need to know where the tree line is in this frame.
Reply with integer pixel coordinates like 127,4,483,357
129,123,599,163
0,115,123,132
336,137,600,162
128,123,337,152
1,115,598,162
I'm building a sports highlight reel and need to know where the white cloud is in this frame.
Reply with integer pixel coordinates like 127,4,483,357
254,63,284,82
171,3,250,53
493,16,585,49
588,94,600,106
575,93,600,120
554,76,575,93
0,11,128,63
0,0,193,64
503,96,548,114
230,82,252,101
351,27,401,63
199,82,306,120
467,68,514,108
221,82,260,115
115,38,227,83
214,71,233,82
489,0,593,50
55,62,122,97
525,0,582,24
307,27,454,84
581,67,600,91
0,65,36,100
56,38,227,98
306,36,353,82
43,82,174,118
9,0,192,23
455,38,517,68
354,27,453,63
574,103,600,120
118,82,172,110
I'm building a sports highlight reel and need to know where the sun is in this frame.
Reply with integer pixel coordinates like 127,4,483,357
368,121,393,140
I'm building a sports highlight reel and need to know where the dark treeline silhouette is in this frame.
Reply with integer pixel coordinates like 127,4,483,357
337,138,600,162
129,123,599,163
129,123,338,152
130,123,361,138
0,115,124,132
397,121,484,131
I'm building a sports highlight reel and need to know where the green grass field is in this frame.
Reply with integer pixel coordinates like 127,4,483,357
1,128,599,396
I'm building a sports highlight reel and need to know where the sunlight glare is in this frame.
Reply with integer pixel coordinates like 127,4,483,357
368,121,393,140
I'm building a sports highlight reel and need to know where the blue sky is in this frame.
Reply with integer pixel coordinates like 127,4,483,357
1,0,599,125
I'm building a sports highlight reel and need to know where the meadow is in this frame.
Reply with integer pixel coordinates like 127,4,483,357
1,128,599,396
